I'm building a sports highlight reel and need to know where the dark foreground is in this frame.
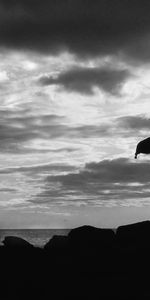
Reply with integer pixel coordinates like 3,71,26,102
1,221,150,300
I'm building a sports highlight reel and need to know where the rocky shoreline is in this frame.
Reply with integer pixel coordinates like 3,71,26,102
1,220,150,299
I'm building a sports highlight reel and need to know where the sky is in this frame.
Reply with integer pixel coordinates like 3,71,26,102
1,1,150,228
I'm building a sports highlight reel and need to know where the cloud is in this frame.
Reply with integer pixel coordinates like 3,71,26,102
118,115,150,131
84,158,150,183
0,188,17,193
52,158,150,186
0,110,68,153
0,122,38,152
0,107,118,154
0,1,150,63
0,163,76,175
31,158,150,207
39,67,130,95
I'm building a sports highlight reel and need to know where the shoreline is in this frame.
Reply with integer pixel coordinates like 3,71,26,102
0,220,150,299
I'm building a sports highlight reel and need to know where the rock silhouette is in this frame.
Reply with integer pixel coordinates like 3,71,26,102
2,236,34,248
68,225,115,255
44,235,69,254
135,137,150,158
116,220,150,247
1,221,150,299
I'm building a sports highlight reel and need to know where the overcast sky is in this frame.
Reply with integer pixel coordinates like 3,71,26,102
0,0,150,228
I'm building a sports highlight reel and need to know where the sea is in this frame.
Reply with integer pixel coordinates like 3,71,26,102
0,229,71,248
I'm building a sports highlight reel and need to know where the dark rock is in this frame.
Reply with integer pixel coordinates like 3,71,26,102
68,225,115,255
2,236,34,248
116,220,150,247
1,222,150,298
44,235,69,253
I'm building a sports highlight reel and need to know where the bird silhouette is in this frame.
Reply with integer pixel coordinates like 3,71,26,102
135,137,150,159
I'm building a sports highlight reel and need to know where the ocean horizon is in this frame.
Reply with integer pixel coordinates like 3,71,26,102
0,227,116,248
0,229,71,248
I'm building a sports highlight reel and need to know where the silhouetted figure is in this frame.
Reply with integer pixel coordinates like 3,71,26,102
135,137,150,159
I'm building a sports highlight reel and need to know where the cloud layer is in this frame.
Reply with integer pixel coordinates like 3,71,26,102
31,158,150,207
1,106,150,154
39,67,130,95
0,110,67,152
118,115,150,131
0,0,150,62
0,2,150,227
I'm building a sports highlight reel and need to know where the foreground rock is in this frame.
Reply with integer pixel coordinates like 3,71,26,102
68,225,115,253
2,236,34,249
1,221,150,299
44,235,69,254
116,220,150,247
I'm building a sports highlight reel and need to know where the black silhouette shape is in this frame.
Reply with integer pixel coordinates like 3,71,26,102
116,220,150,246
1,221,150,298
44,235,69,254
135,137,150,158
2,236,34,249
68,225,115,254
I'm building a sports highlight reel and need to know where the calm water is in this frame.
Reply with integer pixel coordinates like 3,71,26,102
0,229,71,248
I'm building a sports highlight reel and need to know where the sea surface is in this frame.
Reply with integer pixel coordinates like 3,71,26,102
0,229,71,248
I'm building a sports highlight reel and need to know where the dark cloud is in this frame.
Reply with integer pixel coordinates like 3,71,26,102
0,123,38,152
0,110,65,125
0,110,67,153
31,158,150,206
118,115,150,130
0,108,115,153
53,158,150,186
73,125,111,138
2,110,149,155
0,188,17,192
0,1,149,62
39,67,130,95
84,158,150,183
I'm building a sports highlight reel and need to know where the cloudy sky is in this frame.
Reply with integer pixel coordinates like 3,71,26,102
1,0,150,228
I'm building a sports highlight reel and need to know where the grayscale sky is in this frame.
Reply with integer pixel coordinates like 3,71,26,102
0,0,150,228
